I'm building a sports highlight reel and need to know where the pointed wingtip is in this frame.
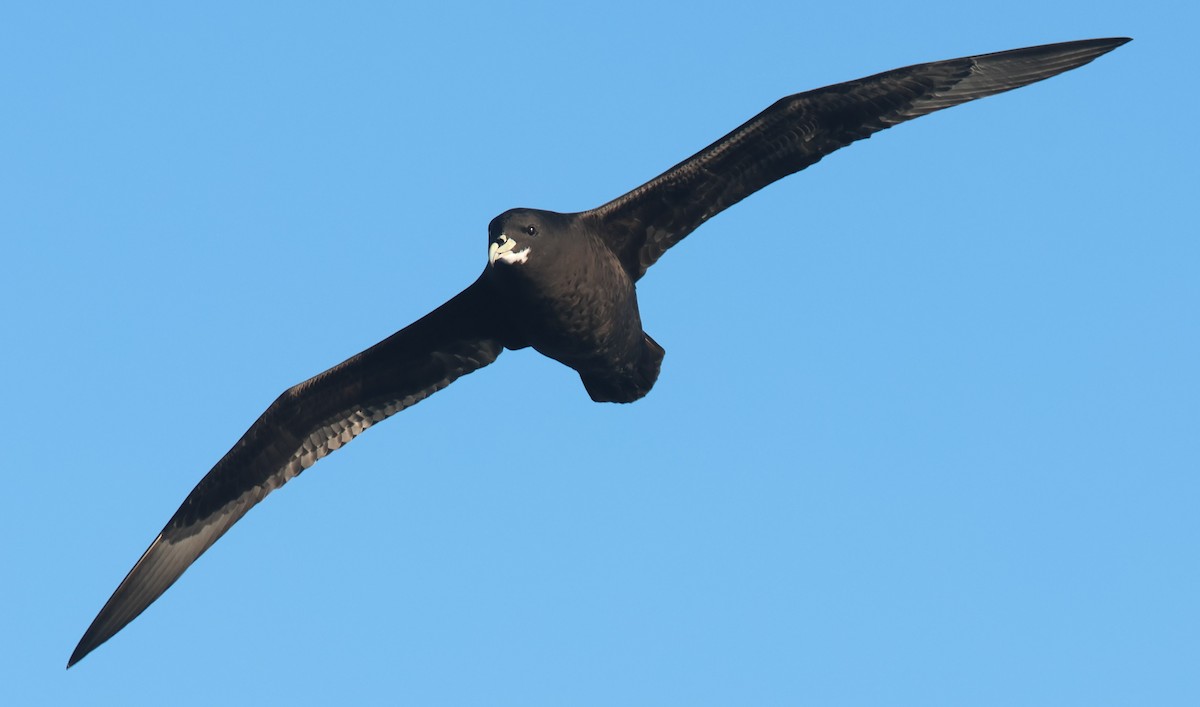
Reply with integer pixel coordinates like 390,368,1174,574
1076,36,1132,57
1098,37,1133,52
976,36,1132,64
1077,36,1133,61
66,650,83,670
68,636,94,669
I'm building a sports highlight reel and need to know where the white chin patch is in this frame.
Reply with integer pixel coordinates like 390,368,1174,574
496,247,530,265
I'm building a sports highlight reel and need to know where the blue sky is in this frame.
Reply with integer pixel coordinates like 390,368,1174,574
3,2,1195,705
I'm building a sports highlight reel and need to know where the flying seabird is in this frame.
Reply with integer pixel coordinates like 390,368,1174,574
69,37,1129,667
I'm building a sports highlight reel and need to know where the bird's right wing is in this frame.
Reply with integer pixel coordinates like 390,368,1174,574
70,273,504,667
586,38,1129,280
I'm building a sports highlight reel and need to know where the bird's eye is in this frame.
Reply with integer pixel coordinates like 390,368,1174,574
525,225,537,236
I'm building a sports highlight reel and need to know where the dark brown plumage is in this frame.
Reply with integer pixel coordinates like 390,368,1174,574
70,37,1128,667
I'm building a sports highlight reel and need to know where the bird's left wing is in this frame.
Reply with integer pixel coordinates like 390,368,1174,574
585,38,1128,280
69,274,503,667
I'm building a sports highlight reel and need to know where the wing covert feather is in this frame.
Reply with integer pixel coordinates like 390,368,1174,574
69,275,502,667
586,38,1129,279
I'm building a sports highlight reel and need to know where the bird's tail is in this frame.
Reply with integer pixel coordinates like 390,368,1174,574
581,333,665,403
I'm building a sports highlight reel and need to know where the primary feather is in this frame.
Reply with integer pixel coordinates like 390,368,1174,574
71,37,1128,667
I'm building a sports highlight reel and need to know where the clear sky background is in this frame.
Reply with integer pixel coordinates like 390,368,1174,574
3,2,1195,705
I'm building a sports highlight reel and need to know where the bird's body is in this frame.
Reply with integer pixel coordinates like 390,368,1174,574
489,209,664,402
70,37,1129,667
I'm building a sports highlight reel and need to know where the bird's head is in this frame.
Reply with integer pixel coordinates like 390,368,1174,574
487,208,572,269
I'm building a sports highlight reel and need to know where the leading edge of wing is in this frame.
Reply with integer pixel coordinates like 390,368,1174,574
68,275,503,667
586,37,1130,279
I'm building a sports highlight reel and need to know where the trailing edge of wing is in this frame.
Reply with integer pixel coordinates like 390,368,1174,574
69,276,503,667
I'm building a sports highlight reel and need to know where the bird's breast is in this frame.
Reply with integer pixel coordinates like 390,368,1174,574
489,244,645,372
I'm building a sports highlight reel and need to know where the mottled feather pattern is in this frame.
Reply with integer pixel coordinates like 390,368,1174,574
161,336,498,537
70,279,502,666
70,38,1128,668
